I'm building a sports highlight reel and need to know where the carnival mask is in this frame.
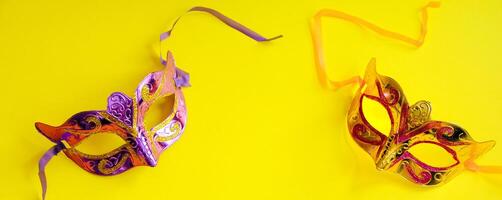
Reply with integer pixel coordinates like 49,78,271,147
311,1,501,185
347,59,494,185
36,6,281,199
36,51,189,176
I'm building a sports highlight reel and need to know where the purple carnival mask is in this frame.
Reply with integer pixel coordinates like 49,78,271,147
36,52,189,175
35,6,281,200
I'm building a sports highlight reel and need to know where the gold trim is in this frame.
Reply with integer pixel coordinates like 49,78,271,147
98,153,130,175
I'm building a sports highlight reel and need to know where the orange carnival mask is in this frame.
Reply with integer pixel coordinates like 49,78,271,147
311,2,502,185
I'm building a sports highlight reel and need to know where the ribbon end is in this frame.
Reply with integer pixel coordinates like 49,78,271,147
38,143,66,200
174,68,191,88
264,35,283,41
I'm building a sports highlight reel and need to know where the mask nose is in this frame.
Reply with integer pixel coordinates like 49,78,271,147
375,147,398,170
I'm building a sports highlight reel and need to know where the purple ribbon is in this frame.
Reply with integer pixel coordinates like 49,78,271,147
39,142,66,200
174,68,190,88
160,6,283,65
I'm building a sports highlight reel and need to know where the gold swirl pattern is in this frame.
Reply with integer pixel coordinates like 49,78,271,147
155,121,182,142
84,115,102,131
141,74,166,103
141,84,153,102
407,101,431,129
97,153,130,175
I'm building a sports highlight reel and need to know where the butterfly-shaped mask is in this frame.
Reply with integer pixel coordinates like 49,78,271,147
35,6,282,200
311,2,501,185
347,59,495,185
36,51,189,175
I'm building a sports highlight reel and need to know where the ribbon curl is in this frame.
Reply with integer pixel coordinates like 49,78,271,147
160,6,283,65
310,2,440,90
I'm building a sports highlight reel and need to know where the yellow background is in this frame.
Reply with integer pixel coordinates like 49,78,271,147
1,0,502,199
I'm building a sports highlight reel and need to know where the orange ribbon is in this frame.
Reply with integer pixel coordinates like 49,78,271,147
310,2,440,90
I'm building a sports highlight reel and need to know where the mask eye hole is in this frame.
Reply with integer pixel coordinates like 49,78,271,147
361,97,391,136
408,142,458,168
144,94,175,130
75,132,126,155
